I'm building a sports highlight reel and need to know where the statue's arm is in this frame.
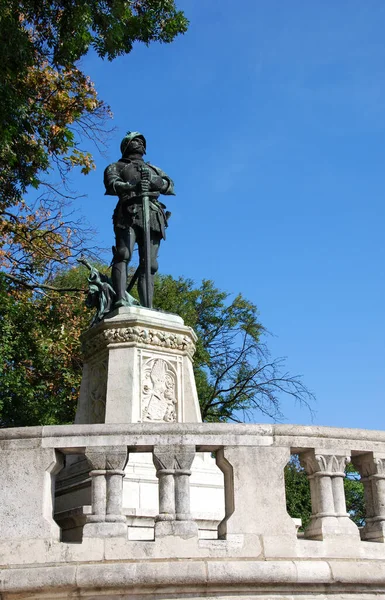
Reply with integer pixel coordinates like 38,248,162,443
150,165,176,196
160,175,175,196
103,164,137,196
104,164,120,196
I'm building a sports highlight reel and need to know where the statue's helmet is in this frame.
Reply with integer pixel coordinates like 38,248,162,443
120,131,146,156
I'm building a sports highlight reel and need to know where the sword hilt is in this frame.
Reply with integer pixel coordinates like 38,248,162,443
140,165,150,194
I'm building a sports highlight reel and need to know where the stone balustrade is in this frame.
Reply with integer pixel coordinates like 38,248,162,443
2,423,385,599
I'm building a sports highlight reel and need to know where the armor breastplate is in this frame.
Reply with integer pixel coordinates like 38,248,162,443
118,159,143,184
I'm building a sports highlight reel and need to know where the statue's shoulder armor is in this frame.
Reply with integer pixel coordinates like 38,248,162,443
104,160,125,195
147,162,167,178
104,161,122,180
147,162,175,196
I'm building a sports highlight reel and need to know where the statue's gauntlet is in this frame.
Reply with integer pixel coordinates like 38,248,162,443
113,180,137,194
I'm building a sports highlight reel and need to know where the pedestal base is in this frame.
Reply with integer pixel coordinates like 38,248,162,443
76,306,202,424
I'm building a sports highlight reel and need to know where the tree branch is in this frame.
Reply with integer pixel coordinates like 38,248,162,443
2,272,86,293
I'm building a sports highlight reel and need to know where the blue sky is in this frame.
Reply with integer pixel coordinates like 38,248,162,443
63,0,384,429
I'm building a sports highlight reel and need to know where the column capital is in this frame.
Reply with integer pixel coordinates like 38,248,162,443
300,449,350,477
153,445,195,473
85,446,128,472
353,452,385,478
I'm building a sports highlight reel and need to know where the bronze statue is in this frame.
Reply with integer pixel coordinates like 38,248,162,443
104,132,175,308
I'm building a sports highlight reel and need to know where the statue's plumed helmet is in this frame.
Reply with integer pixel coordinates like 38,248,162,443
120,131,146,156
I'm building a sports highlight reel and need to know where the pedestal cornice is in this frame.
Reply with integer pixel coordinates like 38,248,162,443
81,307,197,360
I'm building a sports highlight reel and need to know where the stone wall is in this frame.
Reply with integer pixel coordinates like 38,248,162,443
1,422,385,599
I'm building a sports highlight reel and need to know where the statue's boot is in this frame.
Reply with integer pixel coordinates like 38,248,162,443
138,271,154,308
111,261,127,306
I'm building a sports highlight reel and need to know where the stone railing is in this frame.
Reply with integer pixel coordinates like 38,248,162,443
2,423,385,599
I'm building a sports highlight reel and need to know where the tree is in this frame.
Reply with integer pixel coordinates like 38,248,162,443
344,462,366,527
0,0,188,289
285,455,312,530
0,273,87,426
0,267,314,427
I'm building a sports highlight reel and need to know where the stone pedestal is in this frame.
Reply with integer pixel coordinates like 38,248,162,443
75,306,202,424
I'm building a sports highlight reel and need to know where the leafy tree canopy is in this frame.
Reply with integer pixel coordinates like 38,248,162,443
0,0,188,288
0,272,87,426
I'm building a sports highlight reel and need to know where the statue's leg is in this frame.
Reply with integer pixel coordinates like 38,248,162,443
112,227,136,305
137,233,161,307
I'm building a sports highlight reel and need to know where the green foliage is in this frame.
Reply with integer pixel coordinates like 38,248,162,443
285,455,312,530
345,462,366,527
13,0,189,66
0,272,88,426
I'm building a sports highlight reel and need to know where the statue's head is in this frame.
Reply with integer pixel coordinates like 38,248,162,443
120,131,146,157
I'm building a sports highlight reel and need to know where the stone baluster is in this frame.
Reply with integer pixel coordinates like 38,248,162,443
216,446,297,543
153,445,198,538
352,452,385,542
83,446,128,538
299,450,359,540
174,448,195,521
90,468,107,521
153,447,175,523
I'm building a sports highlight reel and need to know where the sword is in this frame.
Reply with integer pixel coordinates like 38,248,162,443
140,165,152,308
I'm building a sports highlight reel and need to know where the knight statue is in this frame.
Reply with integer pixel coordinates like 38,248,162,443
104,131,175,308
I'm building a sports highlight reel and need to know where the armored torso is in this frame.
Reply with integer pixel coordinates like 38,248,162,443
104,158,174,238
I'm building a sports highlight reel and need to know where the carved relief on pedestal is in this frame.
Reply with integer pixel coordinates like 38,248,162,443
82,326,195,360
89,358,108,423
141,357,178,422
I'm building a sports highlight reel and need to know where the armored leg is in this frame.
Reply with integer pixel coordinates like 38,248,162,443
138,234,161,308
112,228,136,305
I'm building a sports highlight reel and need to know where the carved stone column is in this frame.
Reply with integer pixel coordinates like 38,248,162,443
174,447,195,521
153,445,198,538
153,447,175,523
83,446,128,538
352,452,385,542
300,450,359,540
